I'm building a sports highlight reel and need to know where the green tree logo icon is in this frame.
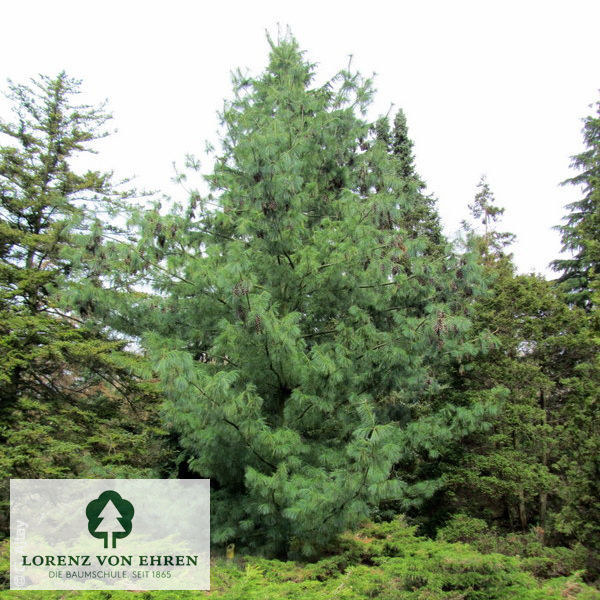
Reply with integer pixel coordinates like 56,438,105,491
86,490,134,548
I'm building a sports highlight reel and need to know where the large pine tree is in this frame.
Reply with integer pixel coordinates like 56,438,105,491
93,35,497,557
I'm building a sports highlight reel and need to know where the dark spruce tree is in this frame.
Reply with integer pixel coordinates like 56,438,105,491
552,97,600,309
550,96,600,576
373,110,443,255
98,35,497,558
0,73,164,531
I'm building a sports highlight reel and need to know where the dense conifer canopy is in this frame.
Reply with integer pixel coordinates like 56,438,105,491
0,33,598,587
92,35,499,557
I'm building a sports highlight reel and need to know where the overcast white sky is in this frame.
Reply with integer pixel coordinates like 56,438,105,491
1,1,598,275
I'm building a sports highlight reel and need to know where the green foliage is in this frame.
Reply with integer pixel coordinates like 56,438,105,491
88,34,498,557
437,513,490,544
373,110,443,254
0,73,167,532
442,263,570,528
3,518,598,599
438,514,588,579
0,34,597,599
466,176,515,263
549,97,600,570
427,177,600,580
552,354,600,576
552,96,600,309
548,104,600,562
0,540,7,588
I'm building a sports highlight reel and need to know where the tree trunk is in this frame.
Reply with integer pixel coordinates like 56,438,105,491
518,489,527,531
539,389,548,542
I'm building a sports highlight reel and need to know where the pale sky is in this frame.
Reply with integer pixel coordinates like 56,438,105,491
1,1,598,275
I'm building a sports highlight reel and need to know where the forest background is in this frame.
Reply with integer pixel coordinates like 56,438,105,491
0,5,599,600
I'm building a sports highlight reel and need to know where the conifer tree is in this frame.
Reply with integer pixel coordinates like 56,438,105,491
97,35,496,558
0,73,163,529
373,110,443,254
552,97,600,309
442,263,567,532
548,98,600,573
434,181,600,578
467,176,515,264
438,186,559,532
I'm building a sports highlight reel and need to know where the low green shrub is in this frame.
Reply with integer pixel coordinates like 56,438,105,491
1,517,598,599
437,514,588,578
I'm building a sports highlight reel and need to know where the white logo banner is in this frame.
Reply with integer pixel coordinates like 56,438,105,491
10,479,210,590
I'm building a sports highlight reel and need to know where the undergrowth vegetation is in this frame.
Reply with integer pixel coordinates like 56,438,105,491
1,518,598,599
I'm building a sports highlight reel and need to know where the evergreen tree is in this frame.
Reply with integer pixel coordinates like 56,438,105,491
434,181,600,579
443,263,567,532
96,35,497,558
373,110,443,253
0,73,164,531
548,320,600,578
549,96,600,573
467,175,515,264
552,97,600,309
391,110,417,180
439,185,561,534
